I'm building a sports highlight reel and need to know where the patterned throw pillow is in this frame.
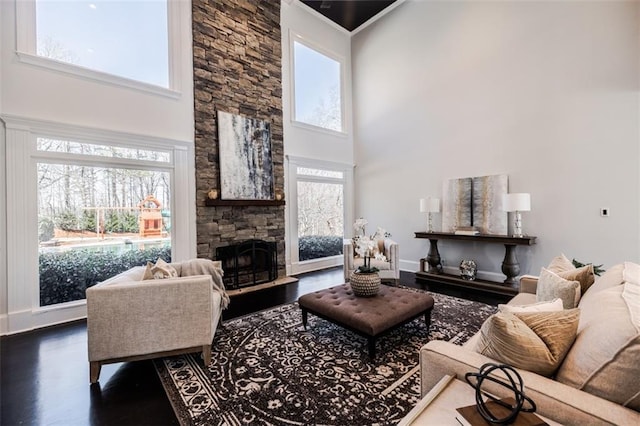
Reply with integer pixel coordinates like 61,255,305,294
475,309,580,376
536,268,581,309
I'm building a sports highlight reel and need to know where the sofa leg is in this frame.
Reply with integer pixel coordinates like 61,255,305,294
90,361,101,384
202,345,211,365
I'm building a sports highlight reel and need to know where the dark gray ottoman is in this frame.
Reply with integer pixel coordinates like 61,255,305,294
298,284,434,359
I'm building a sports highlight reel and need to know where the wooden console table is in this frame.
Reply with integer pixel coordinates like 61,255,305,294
414,232,536,297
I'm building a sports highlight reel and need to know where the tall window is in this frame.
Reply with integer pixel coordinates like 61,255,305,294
36,138,173,306
20,0,171,88
292,38,344,133
297,167,344,262
287,157,353,275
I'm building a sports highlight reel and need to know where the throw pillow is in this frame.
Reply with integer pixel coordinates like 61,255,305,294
141,261,155,280
547,254,595,295
151,258,178,279
536,268,581,309
499,298,563,313
557,264,595,296
475,309,580,377
547,253,575,273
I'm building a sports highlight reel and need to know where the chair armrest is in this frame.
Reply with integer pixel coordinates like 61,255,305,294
384,238,399,278
519,274,539,294
420,341,639,425
87,275,215,362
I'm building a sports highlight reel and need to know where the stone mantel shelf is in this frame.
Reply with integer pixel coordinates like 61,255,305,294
205,199,285,207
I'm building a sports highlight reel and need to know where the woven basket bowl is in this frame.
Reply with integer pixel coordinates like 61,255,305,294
349,271,381,297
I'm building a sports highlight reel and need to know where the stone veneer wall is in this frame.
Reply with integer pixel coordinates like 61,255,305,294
192,0,285,276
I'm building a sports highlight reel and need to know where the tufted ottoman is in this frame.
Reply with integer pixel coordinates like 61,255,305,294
298,284,434,359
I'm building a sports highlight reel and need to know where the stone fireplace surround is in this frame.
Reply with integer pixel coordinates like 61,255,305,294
192,0,286,282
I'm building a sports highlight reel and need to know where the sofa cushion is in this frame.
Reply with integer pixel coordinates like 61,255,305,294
475,309,580,377
499,298,563,313
536,268,581,309
556,262,640,411
579,263,624,305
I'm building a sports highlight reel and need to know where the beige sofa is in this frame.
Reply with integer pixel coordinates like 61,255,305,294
420,263,640,425
86,259,228,383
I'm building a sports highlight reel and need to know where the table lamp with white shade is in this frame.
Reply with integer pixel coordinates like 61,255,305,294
503,193,531,238
420,197,440,233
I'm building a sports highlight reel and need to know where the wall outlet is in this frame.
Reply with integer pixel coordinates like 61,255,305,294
600,208,610,217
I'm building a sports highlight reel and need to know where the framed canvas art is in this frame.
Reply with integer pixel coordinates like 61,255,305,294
217,110,274,200
442,174,508,235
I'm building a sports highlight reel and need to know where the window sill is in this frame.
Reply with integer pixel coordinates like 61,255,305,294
16,52,181,99
291,120,349,138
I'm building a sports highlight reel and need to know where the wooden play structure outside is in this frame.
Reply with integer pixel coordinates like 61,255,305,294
80,195,165,239
138,195,163,237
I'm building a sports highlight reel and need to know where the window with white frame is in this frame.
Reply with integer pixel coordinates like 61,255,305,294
292,37,344,133
18,0,172,89
35,138,174,307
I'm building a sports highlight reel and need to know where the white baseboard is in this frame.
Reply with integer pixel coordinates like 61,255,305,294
3,302,87,335
0,313,7,335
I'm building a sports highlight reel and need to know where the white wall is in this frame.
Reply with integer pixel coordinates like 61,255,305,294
0,0,196,334
281,0,353,163
352,0,640,277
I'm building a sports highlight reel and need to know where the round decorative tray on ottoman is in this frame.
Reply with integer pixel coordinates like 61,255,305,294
349,271,381,297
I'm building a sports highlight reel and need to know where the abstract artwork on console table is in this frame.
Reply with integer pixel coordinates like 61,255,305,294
442,174,508,234
217,110,274,200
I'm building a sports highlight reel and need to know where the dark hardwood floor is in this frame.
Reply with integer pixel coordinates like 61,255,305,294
0,268,504,426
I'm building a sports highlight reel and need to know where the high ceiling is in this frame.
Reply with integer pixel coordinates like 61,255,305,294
300,1,398,32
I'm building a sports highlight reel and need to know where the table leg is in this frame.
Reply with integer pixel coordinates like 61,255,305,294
501,244,521,286
368,338,376,360
301,308,308,330
425,310,432,333
426,239,442,273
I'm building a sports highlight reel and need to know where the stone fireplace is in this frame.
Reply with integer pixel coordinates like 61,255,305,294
192,0,285,279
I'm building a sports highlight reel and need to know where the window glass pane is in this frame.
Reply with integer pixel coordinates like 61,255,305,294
37,137,171,162
293,40,342,132
297,181,344,261
38,163,171,306
296,167,343,179
35,0,169,88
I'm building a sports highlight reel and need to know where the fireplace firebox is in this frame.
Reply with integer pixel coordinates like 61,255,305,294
215,239,278,289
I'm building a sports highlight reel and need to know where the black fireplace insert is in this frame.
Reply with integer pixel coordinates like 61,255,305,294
215,239,278,289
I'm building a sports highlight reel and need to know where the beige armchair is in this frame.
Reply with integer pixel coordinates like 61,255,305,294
343,238,400,284
86,259,227,383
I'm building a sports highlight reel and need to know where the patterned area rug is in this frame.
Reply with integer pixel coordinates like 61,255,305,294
154,289,496,425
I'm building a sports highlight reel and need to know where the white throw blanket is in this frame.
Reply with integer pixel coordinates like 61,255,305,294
178,258,230,309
